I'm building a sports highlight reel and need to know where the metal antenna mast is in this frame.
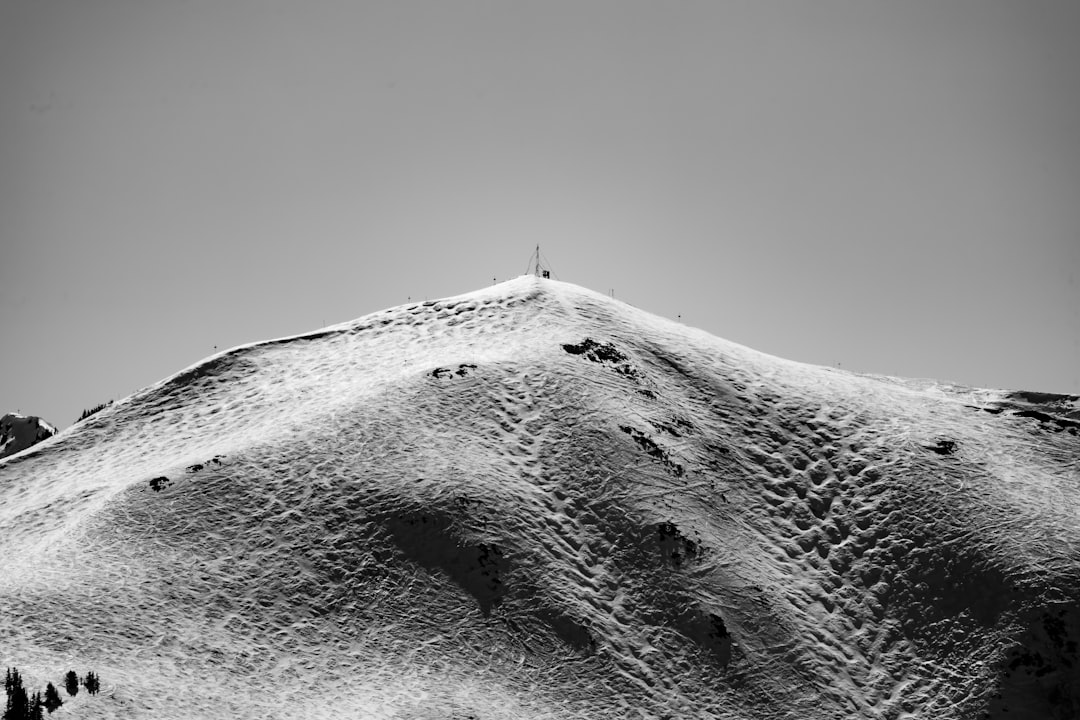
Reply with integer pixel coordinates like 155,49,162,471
528,244,551,279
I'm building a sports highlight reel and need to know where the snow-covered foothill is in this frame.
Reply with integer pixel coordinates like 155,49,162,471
1,275,1078,719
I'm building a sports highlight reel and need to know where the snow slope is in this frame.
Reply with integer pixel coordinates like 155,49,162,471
0,412,56,459
1,276,1078,719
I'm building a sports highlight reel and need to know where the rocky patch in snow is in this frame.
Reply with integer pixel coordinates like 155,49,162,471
562,338,638,378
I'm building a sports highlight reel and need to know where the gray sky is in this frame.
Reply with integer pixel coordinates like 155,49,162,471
2,0,1078,430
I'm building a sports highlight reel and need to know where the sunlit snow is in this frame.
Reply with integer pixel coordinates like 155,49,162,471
1,276,1078,719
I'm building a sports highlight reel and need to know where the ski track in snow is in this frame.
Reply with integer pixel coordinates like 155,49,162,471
1,276,1078,719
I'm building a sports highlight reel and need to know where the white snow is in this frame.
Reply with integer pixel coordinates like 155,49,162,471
1,275,1078,719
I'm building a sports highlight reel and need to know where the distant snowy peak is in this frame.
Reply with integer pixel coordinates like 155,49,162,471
0,412,57,459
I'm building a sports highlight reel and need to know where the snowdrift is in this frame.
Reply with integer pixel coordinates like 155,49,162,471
1,276,1078,719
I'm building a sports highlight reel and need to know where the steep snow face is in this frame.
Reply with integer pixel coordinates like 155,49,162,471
1,276,1078,719
0,412,57,459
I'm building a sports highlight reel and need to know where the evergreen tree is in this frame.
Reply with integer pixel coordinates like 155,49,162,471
3,668,16,708
63,671,78,697
75,400,113,424
41,684,61,714
27,693,42,720
3,667,29,720
4,688,29,719
82,671,100,696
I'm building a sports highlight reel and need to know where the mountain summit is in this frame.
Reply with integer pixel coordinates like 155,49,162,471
1,276,1078,719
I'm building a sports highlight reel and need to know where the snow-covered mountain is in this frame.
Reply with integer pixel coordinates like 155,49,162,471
1,276,1077,719
0,412,56,459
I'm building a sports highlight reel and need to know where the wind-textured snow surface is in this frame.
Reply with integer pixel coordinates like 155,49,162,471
1,276,1078,719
